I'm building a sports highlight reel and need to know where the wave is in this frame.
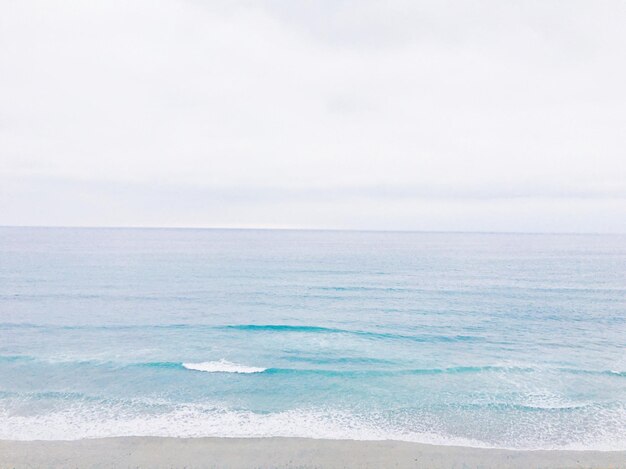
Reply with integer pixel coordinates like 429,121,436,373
0,404,487,446
222,324,480,343
255,365,626,379
0,355,34,362
563,368,626,378
182,360,266,374
224,324,343,333
0,322,481,343
2,402,625,450
2,355,625,379
128,362,508,377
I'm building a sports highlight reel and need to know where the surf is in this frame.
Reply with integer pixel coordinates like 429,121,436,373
182,360,266,374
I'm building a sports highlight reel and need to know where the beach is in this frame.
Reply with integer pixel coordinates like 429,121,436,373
1,437,625,468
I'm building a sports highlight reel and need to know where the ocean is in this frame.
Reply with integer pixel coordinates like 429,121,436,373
1,227,625,449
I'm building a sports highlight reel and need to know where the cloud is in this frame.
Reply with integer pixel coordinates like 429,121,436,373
1,1,625,231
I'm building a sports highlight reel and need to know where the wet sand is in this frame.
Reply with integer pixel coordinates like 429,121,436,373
1,437,625,468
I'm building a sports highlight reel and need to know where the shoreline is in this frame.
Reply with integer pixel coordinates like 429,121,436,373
1,437,625,468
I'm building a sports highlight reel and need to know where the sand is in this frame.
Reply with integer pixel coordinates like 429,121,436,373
1,437,625,468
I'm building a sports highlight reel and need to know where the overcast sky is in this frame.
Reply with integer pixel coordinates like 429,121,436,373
1,0,625,232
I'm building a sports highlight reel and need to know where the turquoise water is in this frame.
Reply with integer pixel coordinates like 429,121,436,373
1,227,625,449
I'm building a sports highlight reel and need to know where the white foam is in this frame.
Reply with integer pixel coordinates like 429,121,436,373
2,399,625,451
0,404,486,448
2,401,626,450
182,360,266,374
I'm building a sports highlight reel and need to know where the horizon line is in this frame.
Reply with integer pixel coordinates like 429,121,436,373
0,224,623,236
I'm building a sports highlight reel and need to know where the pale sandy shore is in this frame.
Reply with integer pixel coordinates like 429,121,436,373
1,437,625,469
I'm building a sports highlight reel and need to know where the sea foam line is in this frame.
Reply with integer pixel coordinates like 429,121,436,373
2,403,626,451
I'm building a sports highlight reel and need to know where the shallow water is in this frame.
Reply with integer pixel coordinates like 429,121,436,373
1,227,625,449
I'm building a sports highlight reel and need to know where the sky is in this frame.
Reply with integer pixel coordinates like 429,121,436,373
1,0,625,232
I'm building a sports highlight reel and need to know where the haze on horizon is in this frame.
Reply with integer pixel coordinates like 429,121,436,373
1,1,625,233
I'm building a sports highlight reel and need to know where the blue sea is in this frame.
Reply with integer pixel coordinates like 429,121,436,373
1,227,625,449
